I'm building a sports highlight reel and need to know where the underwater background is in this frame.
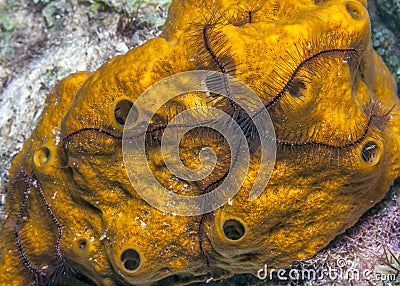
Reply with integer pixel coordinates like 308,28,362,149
0,0,399,285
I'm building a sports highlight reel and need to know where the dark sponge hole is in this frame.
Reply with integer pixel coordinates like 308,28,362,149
35,146,51,167
114,99,136,127
120,248,141,271
223,219,245,241
361,141,379,164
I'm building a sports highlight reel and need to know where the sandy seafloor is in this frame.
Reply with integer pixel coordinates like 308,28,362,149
0,0,399,285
